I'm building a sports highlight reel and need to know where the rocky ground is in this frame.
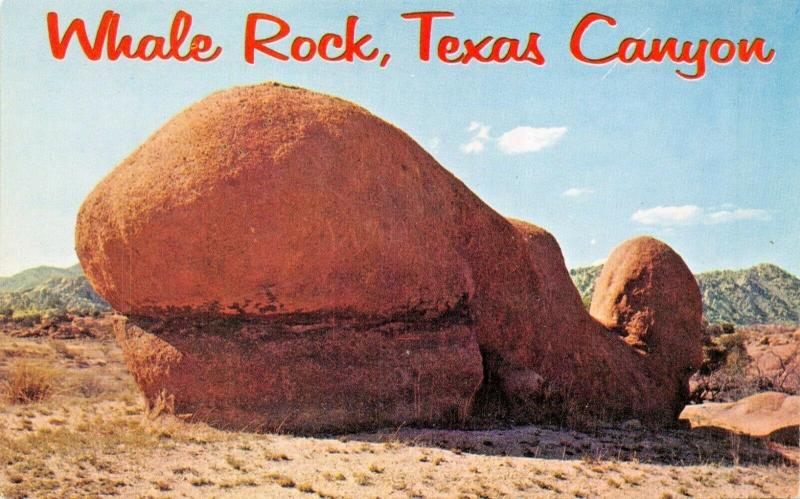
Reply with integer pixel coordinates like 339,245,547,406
0,316,797,498
690,323,799,403
743,324,799,393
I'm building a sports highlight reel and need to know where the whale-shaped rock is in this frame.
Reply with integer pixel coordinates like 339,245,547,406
76,82,703,431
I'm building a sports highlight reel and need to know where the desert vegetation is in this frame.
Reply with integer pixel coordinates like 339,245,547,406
0,260,797,496
691,322,799,403
0,314,797,498
0,264,110,321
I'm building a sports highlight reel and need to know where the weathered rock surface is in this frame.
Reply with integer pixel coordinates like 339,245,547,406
76,82,703,431
591,236,704,418
114,315,483,432
679,392,800,442
488,224,703,424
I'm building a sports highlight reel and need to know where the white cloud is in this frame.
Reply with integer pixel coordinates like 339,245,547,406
428,137,441,151
563,187,594,198
631,205,703,226
497,126,567,154
631,205,771,227
590,238,597,246
706,208,769,224
468,121,491,140
591,258,607,266
461,121,491,154
460,122,567,156
460,139,485,154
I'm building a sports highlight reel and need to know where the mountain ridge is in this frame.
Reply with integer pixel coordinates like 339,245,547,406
0,264,83,293
570,263,800,326
1,262,798,325
0,264,109,317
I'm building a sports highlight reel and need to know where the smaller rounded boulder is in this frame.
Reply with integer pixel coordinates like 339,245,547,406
591,236,704,416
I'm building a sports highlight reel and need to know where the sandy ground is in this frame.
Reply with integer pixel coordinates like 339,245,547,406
0,321,798,498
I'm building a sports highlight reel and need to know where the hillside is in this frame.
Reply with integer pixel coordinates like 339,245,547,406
0,264,82,293
570,263,800,326
568,265,602,308
699,264,800,324
1,262,798,324
0,264,110,317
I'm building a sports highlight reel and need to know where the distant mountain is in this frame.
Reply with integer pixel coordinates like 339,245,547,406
570,263,800,326
569,266,603,307
697,264,800,325
0,265,110,316
0,264,83,292
1,262,798,325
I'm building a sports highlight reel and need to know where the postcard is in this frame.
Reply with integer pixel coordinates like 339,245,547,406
1,1,798,497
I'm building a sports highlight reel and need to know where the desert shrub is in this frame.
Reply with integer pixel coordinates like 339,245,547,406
1,361,60,403
691,324,760,402
689,324,796,402
717,330,745,351
718,332,748,371
705,323,724,338
12,312,42,327
73,372,108,398
42,311,70,323
698,324,747,375
49,340,79,360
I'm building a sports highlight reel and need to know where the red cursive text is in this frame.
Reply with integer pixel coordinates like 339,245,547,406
570,12,775,80
47,10,221,62
401,11,545,65
244,13,386,66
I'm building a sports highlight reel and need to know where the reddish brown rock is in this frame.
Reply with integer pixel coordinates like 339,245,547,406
484,223,703,424
590,236,705,418
114,315,483,432
679,392,800,441
76,82,488,319
76,82,703,431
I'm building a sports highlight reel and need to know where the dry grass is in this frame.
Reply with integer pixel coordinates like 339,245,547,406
190,477,214,487
264,449,290,461
0,322,797,498
49,340,81,360
1,360,61,404
353,472,372,486
224,454,245,471
264,472,295,488
322,471,346,482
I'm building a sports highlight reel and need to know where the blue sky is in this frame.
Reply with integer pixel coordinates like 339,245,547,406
1,0,799,276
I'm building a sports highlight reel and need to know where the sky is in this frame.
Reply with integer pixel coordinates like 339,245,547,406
1,0,799,277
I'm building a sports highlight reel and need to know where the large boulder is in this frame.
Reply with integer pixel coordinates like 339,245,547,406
114,315,483,432
487,223,703,424
76,82,703,431
591,236,704,418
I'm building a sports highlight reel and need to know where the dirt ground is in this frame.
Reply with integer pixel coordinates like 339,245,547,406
0,317,797,498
